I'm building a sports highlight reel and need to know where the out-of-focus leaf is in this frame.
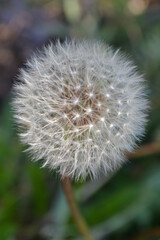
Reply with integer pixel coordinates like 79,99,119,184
0,222,17,240
27,163,50,215
84,167,160,239
63,0,82,23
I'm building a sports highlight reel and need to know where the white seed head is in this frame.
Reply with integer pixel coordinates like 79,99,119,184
87,108,92,114
12,40,149,180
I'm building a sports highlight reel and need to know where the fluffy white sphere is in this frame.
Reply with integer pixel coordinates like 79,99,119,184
12,40,148,180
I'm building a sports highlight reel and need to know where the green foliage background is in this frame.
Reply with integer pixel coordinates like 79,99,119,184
0,0,160,239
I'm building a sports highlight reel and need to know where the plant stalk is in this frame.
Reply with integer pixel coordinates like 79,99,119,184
61,176,93,240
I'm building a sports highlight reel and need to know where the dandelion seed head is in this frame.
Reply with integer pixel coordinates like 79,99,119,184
97,102,102,108
100,117,105,122
87,108,92,114
12,40,149,180
89,92,94,98
106,93,110,98
73,98,79,105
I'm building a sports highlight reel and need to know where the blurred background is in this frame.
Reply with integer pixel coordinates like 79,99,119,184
0,0,160,239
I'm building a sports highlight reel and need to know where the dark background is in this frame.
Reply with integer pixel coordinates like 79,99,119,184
0,0,160,239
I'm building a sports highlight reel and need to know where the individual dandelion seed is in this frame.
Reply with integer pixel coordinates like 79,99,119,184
12,39,149,181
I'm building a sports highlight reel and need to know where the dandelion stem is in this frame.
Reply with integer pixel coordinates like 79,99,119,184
61,177,93,240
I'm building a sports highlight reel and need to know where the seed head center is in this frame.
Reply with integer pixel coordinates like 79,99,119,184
60,84,104,128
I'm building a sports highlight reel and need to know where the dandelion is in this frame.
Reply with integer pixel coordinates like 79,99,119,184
12,40,148,181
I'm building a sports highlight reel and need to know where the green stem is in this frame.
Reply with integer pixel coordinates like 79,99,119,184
61,177,93,240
